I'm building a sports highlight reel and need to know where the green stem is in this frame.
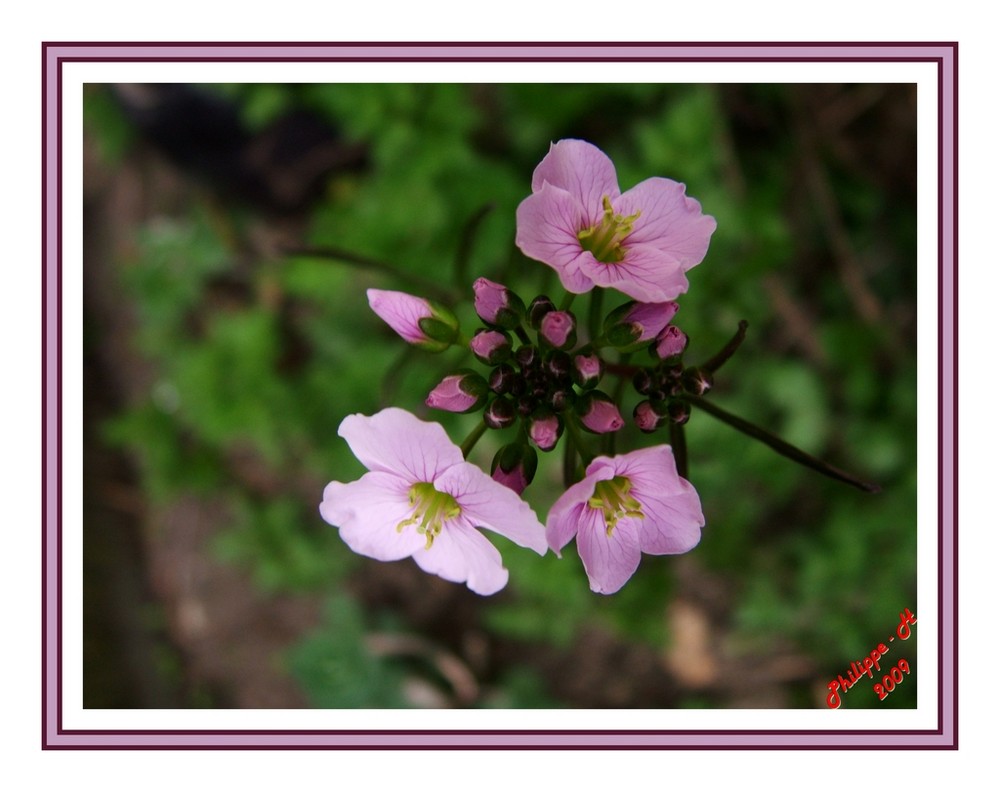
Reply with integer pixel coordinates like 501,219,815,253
687,395,880,493
459,419,489,460
283,245,456,303
701,320,749,373
559,291,577,312
453,203,495,290
514,325,531,345
564,415,593,468
587,288,604,344
669,420,688,480
606,353,632,457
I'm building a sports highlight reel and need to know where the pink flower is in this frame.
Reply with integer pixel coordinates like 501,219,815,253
320,408,548,595
515,139,716,302
546,446,703,594
367,288,458,352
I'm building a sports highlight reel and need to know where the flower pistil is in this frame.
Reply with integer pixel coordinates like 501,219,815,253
397,482,462,549
587,476,644,535
577,196,641,264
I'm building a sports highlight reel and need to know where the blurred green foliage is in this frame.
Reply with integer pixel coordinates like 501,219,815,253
87,82,917,708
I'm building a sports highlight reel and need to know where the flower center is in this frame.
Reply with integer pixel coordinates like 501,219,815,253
396,482,461,549
588,475,644,535
577,195,641,264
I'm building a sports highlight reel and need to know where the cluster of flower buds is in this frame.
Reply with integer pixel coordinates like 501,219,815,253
372,270,707,498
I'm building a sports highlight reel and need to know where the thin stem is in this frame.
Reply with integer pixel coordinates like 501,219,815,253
587,288,604,344
701,320,749,373
559,291,577,312
669,420,688,480
687,395,880,493
514,325,531,345
564,415,593,468
453,203,495,290
607,353,632,457
459,418,489,460
562,419,577,489
283,245,456,303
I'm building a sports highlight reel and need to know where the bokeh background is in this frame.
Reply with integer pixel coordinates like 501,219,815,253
82,82,917,709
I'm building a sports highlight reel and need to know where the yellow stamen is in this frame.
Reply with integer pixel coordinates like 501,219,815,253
588,476,645,535
577,195,641,264
395,482,461,549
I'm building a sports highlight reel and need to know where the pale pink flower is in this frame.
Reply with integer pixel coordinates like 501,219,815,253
546,446,703,594
320,408,547,595
515,139,716,302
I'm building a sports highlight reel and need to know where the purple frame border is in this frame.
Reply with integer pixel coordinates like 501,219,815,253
42,42,958,750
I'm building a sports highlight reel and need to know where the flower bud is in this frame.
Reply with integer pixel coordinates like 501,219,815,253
550,388,575,412
576,391,625,434
526,295,556,329
469,329,512,365
515,344,541,371
425,370,488,413
545,350,573,381
632,368,653,395
488,363,517,395
681,366,713,396
473,277,525,330
655,325,689,360
633,399,668,433
368,288,459,352
483,396,517,429
573,351,604,389
604,300,679,351
491,443,538,495
540,310,577,350
527,408,563,451
667,399,691,425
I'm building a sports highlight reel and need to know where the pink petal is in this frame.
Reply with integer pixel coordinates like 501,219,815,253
576,507,642,594
579,243,689,302
515,184,595,294
531,139,621,225
435,462,548,554
338,408,464,483
612,445,704,554
411,522,509,595
615,178,717,271
366,289,432,344
320,473,427,561
545,462,616,555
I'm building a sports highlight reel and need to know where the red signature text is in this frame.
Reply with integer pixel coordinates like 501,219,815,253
825,608,917,709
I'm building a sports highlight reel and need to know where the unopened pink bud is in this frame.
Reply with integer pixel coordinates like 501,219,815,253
540,310,576,349
573,352,603,388
492,464,529,495
655,325,688,359
528,411,562,451
626,301,679,342
425,373,486,413
469,329,511,364
579,393,625,434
